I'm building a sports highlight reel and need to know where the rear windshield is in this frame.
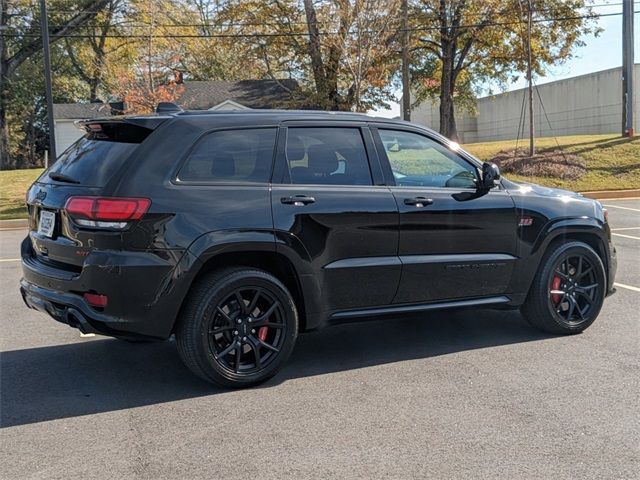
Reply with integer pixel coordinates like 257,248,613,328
39,123,152,187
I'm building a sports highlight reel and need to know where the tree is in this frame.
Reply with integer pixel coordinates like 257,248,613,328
302,0,401,110
178,0,265,80
111,71,184,113
63,0,123,101
412,0,600,141
341,0,401,111
224,0,401,111
1,0,111,168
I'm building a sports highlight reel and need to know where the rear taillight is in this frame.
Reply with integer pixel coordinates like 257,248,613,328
84,292,108,308
65,196,151,228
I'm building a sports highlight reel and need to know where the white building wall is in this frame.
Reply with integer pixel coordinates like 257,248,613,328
635,63,640,135
410,65,639,143
54,120,83,155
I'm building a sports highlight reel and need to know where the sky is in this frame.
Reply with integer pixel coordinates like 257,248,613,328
372,2,640,118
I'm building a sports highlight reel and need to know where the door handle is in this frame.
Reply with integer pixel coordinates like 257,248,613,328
281,195,316,206
404,197,433,207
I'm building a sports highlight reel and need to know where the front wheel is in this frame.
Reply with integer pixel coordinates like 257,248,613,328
175,267,298,388
521,241,606,335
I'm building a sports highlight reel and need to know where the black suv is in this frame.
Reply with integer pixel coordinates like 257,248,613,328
20,109,617,387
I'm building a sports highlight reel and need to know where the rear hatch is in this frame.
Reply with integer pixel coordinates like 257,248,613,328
25,119,162,272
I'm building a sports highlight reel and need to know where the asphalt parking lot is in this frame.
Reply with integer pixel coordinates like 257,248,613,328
1,199,638,479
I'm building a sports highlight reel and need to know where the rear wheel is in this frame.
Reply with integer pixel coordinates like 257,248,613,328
175,267,298,388
522,241,606,334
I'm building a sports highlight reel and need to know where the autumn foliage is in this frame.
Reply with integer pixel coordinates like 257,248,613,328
1,0,603,168
112,74,185,114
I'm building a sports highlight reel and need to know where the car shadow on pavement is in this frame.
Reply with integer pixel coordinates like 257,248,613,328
1,309,553,428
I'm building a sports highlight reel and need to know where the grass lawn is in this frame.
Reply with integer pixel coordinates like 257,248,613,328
463,134,640,191
0,168,43,220
0,134,638,220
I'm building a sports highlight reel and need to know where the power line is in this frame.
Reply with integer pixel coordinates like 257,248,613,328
2,10,634,39
36,1,640,16
10,1,639,24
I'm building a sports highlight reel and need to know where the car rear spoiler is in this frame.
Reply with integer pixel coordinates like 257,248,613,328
75,116,172,133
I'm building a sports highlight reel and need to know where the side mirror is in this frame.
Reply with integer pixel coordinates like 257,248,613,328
480,162,500,190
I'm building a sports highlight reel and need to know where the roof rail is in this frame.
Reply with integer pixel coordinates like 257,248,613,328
156,102,183,114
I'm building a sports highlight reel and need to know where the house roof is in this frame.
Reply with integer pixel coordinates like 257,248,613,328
176,79,299,110
53,79,300,119
53,102,114,120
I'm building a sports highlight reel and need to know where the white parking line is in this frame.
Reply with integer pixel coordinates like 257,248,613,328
612,233,640,240
0,258,20,263
612,227,640,231
604,204,640,213
615,282,640,293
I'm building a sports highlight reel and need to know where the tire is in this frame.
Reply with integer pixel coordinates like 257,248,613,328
175,267,298,388
521,241,606,335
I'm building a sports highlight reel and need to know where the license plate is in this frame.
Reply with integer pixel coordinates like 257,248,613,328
37,210,55,237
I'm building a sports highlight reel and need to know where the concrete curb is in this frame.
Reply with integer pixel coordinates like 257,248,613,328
579,189,640,200
0,218,27,229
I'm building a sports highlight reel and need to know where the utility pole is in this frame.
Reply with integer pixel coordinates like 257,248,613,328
622,0,634,137
40,0,56,160
526,0,534,156
401,0,410,121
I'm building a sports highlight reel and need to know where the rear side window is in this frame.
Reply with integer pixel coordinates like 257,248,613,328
40,123,151,187
178,128,277,183
285,127,372,185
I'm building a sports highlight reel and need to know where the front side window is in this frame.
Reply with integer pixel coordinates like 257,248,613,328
285,127,372,186
379,129,477,189
178,128,277,183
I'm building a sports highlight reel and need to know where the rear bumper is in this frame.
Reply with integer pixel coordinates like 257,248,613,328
21,280,106,336
20,236,197,339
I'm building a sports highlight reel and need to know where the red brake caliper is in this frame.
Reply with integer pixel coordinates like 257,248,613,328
551,275,562,304
258,326,268,341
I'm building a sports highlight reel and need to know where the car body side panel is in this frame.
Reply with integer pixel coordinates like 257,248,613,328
367,124,519,304
270,123,401,314
389,187,518,303
271,184,401,312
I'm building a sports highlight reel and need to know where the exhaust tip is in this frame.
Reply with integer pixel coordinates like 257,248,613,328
66,308,99,335
66,311,80,328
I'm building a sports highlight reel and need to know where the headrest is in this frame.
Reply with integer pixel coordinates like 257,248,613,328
286,135,306,161
211,149,236,177
307,144,338,175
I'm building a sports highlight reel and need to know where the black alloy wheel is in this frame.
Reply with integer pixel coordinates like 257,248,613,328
208,287,287,374
548,253,602,325
176,267,298,388
522,241,606,334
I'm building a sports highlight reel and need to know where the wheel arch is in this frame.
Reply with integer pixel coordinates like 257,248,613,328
535,218,609,274
173,230,315,333
510,220,611,305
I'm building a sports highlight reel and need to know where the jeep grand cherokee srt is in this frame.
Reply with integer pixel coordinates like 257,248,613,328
20,108,617,387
